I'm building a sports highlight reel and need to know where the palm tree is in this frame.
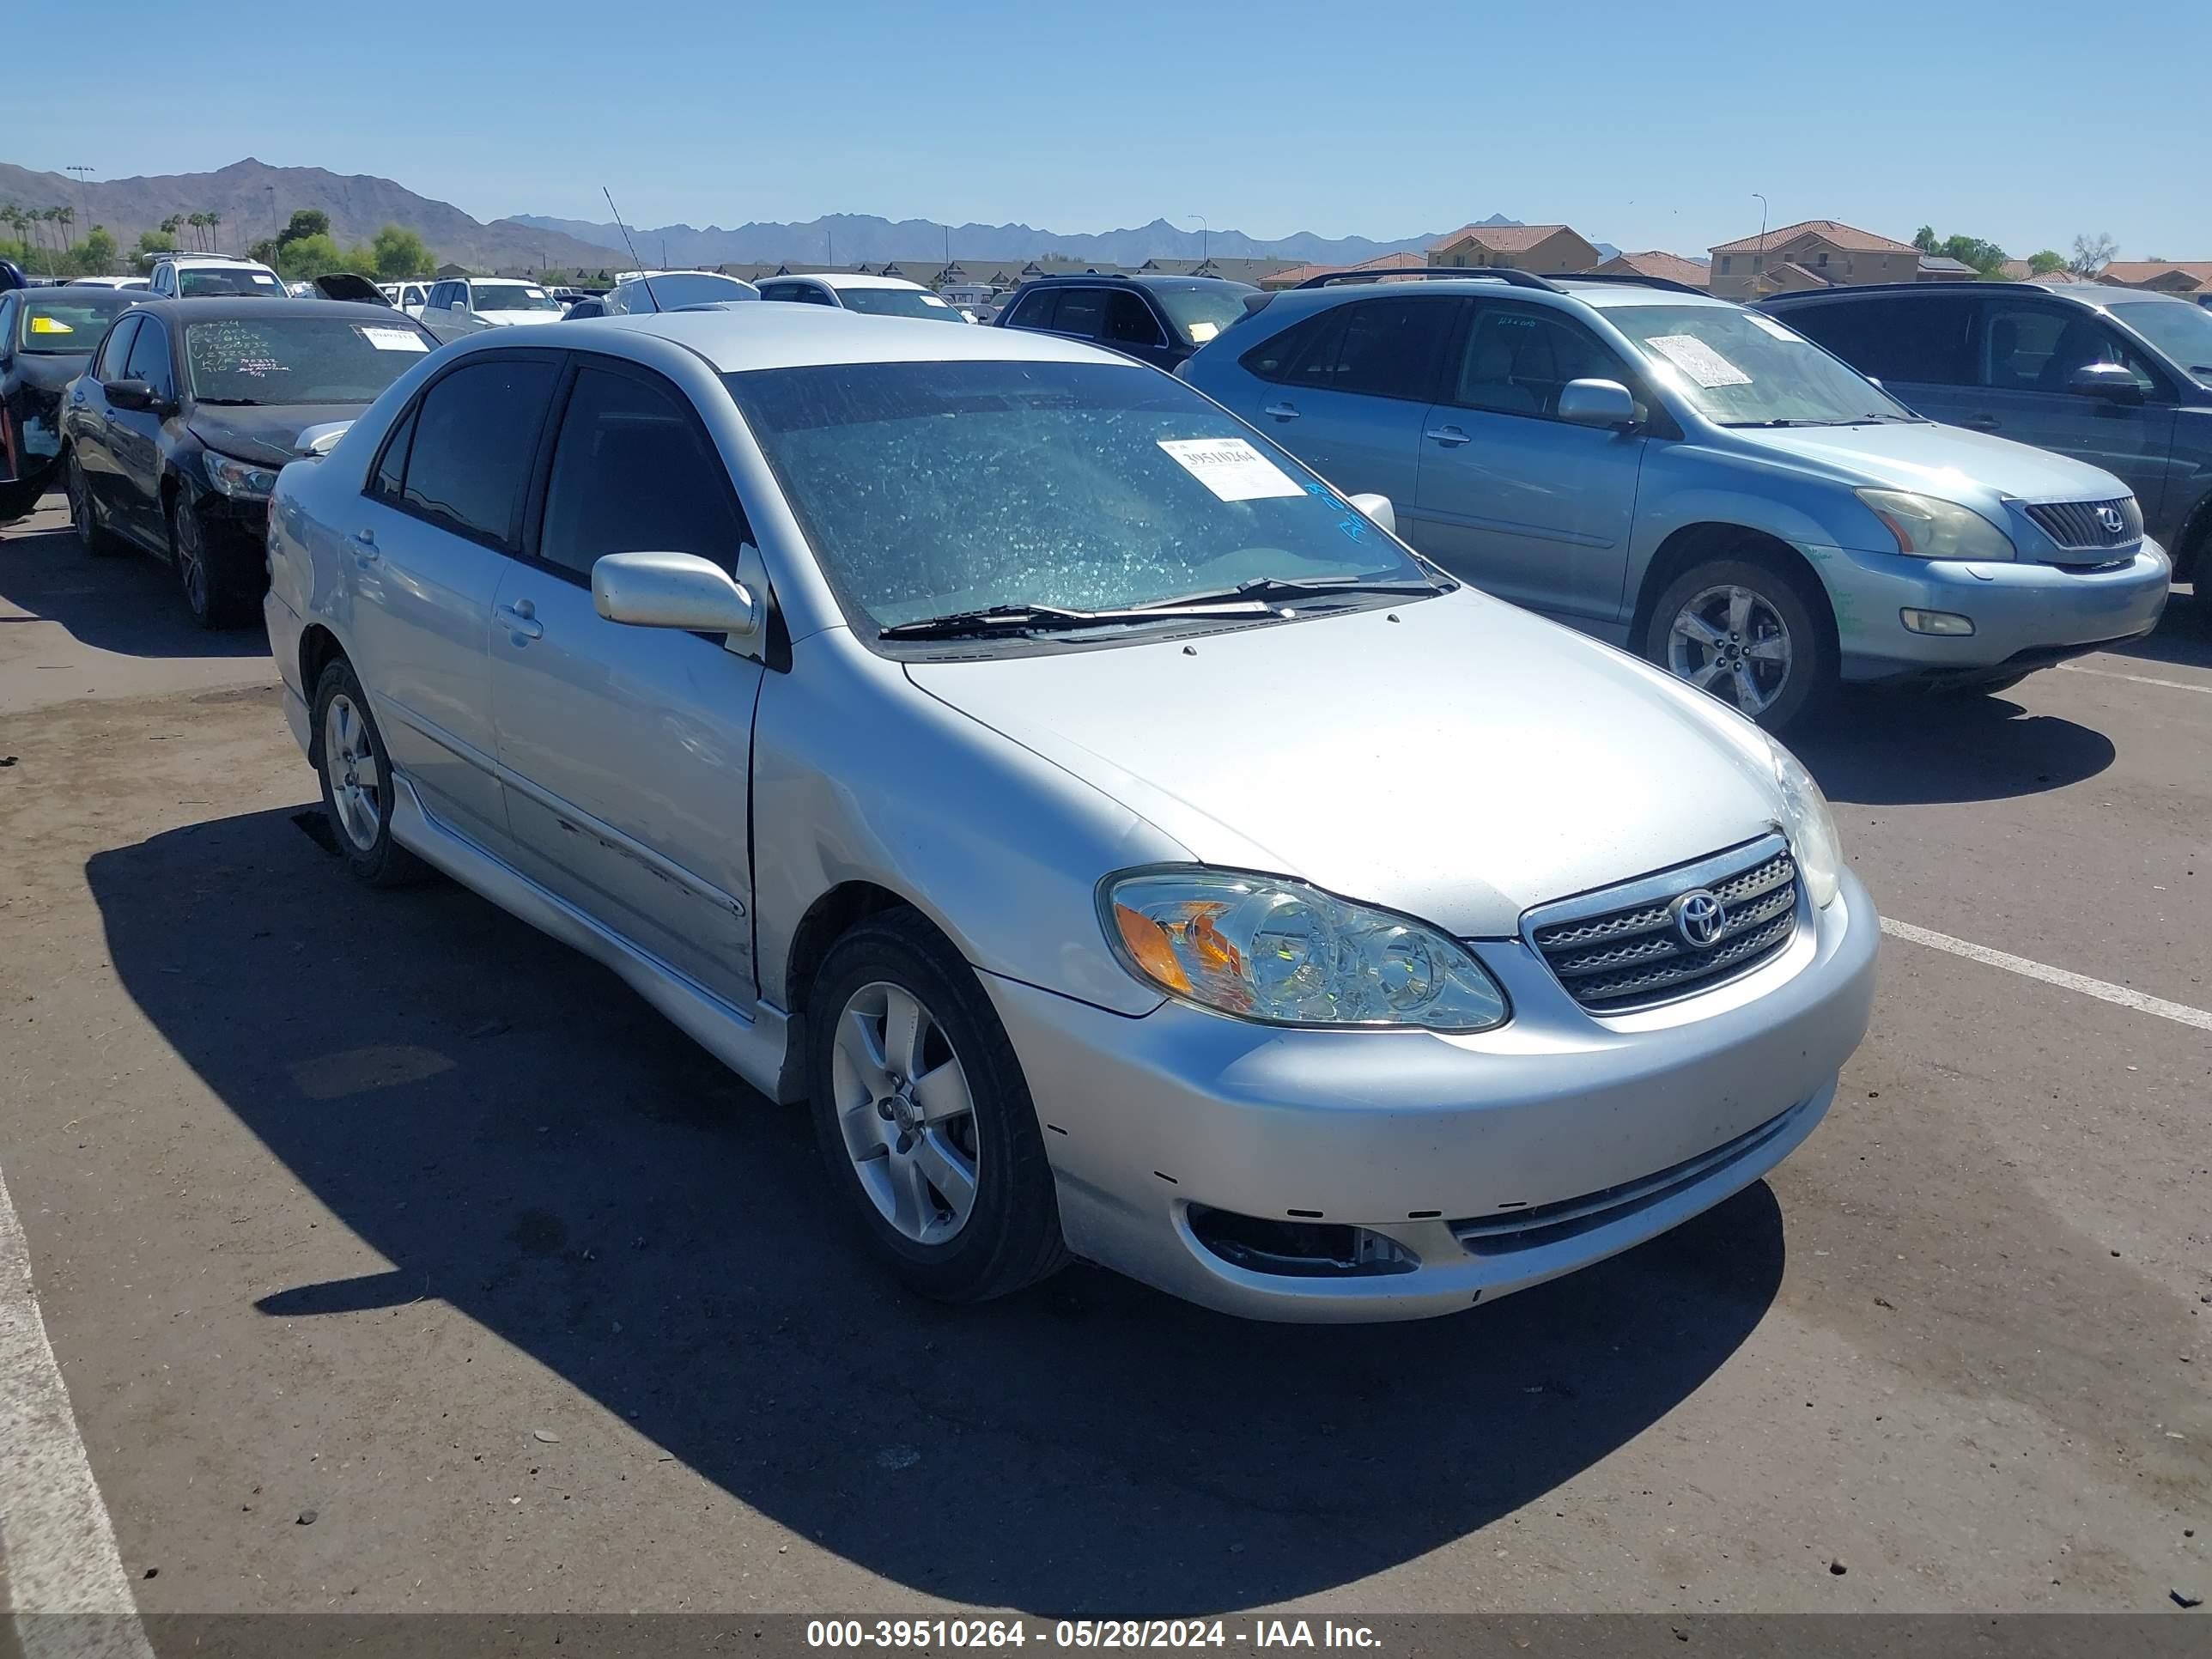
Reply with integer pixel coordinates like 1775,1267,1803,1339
160,214,182,246
205,210,222,253
187,212,208,251
0,204,24,255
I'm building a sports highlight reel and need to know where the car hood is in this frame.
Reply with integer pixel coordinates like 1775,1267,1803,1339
1736,419,2129,504
189,403,377,469
904,589,1788,939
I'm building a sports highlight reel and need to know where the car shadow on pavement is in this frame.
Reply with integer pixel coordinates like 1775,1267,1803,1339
1792,689,2113,806
2103,595,2212,674
0,508,271,661
88,806,1786,1617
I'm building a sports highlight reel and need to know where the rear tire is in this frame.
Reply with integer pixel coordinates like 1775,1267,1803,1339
1643,553,1833,732
312,658,429,889
64,449,125,556
806,908,1067,1304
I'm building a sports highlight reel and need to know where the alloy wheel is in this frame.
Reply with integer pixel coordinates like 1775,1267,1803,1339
174,504,209,619
830,981,980,1245
1665,584,1793,717
322,692,383,854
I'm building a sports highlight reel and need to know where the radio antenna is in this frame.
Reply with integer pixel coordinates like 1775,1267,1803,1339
603,186,661,313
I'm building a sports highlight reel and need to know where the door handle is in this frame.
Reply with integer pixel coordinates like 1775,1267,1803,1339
496,599,543,641
1961,414,2000,431
1425,426,1472,447
1262,402,1300,421
348,528,380,566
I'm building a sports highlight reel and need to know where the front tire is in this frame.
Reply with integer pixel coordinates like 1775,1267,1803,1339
1644,554,1833,731
806,909,1067,1303
312,658,428,889
169,493,259,629
65,449,125,556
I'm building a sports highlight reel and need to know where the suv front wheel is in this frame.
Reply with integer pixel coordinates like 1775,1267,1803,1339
1644,555,1832,732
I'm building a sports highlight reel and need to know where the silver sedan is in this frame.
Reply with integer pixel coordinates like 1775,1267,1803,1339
263,307,1877,1322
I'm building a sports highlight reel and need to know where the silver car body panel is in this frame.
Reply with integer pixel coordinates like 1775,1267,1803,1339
265,305,1879,1320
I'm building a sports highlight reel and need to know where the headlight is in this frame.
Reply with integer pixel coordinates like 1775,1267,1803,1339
1099,869,1509,1032
203,452,279,500
1766,738,1842,908
1856,488,2014,562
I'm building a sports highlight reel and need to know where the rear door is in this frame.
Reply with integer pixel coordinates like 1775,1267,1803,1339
1413,300,1650,623
487,356,763,1003
1233,295,1455,515
346,349,562,857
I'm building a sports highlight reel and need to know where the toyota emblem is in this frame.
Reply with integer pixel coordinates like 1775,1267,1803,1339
1672,890,1727,949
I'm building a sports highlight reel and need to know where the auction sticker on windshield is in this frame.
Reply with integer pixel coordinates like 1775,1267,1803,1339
356,326,428,352
1157,436,1304,501
1646,334,1752,389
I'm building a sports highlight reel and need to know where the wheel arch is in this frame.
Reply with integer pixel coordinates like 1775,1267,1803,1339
775,879,949,1103
1631,522,1839,663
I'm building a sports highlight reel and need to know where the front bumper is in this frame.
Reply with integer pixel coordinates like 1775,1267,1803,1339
1821,541,2171,685
986,870,1878,1322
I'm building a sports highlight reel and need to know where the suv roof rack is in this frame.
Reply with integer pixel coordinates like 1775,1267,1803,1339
1558,271,1709,297
1294,268,1562,293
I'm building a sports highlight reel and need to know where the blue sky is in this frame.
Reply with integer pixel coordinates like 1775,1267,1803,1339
14,0,2206,258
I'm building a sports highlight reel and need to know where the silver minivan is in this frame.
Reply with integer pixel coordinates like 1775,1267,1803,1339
264,307,1876,1322
1182,272,2172,728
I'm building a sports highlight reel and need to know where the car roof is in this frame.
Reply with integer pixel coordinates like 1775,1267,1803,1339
574,303,1123,372
130,297,428,325
467,276,543,287
161,254,271,268
1760,279,2196,313
781,272,927,291
1253,275,1735,328
1018,272,1257,294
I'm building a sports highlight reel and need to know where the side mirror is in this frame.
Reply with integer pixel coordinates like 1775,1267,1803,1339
106,379,156,412
1346,492,1396,537
592,550,763,640
294,420,354,458
2067,362,2142,404
1557,378,1639,429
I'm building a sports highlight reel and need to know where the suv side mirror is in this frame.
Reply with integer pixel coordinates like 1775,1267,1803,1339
592,551,763,641
1558,378,1639,429
106,379,158,413
2067,362,2142,404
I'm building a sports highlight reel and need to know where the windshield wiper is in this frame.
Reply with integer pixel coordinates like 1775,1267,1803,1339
193,397,259,406
1139,574,1440,610
878,599,1272,641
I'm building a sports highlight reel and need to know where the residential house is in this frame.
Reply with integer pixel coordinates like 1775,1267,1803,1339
1136,256,1300,285
1260,251,1427,290
1705,220,1919,298
1589,250,1710,289
1915,255,1979,283
2098,261,2212,296
1427,223,1601,275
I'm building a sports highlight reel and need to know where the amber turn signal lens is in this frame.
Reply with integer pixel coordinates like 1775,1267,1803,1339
1115,903,1192,994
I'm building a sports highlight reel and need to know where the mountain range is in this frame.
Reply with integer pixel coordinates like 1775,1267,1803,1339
3,158,1619,274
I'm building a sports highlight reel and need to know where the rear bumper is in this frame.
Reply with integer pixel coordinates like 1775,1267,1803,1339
985,870,1878,1322
1824,541,2171,684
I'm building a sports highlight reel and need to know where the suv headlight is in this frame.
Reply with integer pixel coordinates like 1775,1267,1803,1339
203,452,279,500
1099,869,1509,1031
1766,738,1842,908
1856,488,2014,562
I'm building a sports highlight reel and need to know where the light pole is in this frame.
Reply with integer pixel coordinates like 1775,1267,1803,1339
1752,192,1768,295
1182,213,1209,266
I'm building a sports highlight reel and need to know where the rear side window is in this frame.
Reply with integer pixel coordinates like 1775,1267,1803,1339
368,404,418,506
538,365,747,580
1784,295,1974,387
1269,297,1455,401
395,357,558,550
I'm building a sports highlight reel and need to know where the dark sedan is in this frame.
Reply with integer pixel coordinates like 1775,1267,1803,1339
0,284,149,520
61,297,440,627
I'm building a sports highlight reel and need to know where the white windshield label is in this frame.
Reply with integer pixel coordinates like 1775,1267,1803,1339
250,272,277,285
1186,320,1220,343
920,294,949,307
1157,437,1304,501
357,325,429,352
1646,334,1752,388
1746,313,1802,343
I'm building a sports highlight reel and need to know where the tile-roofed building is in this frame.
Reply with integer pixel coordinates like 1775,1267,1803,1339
1428,223,1601,275
1259,251,1427,290
2098,261,2212,295
1588,250,1710,289
1707,219,1920,298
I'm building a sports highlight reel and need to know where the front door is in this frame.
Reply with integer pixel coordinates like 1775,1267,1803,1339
488,357,763,1004
347,351,562,856
1413,300,1647,622
107,313,178,545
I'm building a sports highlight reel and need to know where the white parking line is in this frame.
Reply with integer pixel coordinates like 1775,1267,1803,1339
2057,663,2212,696
0,1164,153,1659
1881,917,2212,1034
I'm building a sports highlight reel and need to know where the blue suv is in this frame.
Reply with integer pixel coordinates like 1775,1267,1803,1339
1180,270,2171,729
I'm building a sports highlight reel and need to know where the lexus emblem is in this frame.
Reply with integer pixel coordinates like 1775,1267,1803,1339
1672,890,1727,949
2095,505,2125,537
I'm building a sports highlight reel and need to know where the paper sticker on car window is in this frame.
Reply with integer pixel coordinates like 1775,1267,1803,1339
1157,437,1304,501
1645,334,1752,388
1745,313,1802,343
1186,320,1220,344
250,273,277,286
921,295,949,307
356,325,430,353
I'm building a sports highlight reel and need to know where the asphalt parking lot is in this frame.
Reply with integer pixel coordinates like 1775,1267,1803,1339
1,492,2206,1621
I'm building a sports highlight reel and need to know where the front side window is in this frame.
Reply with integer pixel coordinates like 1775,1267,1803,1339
397,357,558,549
122,319,173,396
94,316,142,380
726,359,1440,638
1103,290,1166,348
1611,302,1917,427
183,316,434,405
179,265,283,298
1048,289,1106,338
1007,289,1058,330
1978,301,2159,395
539,366,746,580
1453,304,1626,418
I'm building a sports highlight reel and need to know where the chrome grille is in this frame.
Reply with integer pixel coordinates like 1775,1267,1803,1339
1528,837,1800,1012
2025,496,2141,551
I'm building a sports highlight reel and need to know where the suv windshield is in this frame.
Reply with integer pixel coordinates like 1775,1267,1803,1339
185,315,432,404
2106,300,2212,381
18,292,137,355
1153,283,1257,348
837,286,966,321
178,266,283,297
474,284,562,313
1611,302,1917,427
726,360,1439,635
